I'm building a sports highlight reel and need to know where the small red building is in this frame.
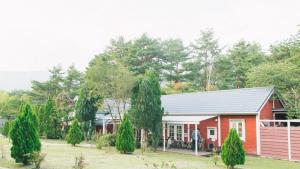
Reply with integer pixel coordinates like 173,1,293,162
161,86,285,155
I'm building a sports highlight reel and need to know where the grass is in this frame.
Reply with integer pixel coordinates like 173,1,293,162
0,137,299,169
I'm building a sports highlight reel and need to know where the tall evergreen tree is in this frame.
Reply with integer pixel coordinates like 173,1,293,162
126,34,164,76
185,29,221,90
215,40,265,89
162,39,188,82
116,113,135,154
75,85,99,140
129,71,163,150
44,97,62,139
10,103,41,165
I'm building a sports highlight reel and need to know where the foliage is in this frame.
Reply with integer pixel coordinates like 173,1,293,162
72,154,88,169
85,55,134,120
2,120,12,137
215,40,265,89
0,90,30,117
161,82,195,95
221,128,245,169
66,119,84,146
95,133,116,149
116,113,135,154
27,151,46,169
126,34,164,75
161,39,187,82
75,85,99,140
44,97,62,139
10,103,41,165
129,71,163,150
184,29,221,90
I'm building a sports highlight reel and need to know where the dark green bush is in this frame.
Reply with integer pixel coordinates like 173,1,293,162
10,103,41,165
116,113,135,154
221,128,245,169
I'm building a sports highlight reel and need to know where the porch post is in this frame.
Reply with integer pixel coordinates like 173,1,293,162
188,124,190,142
102,119,106,134
163,122,166,152
195,123,198,155
218,115,221,147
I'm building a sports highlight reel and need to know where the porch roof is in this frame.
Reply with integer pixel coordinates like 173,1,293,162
162,115,216,124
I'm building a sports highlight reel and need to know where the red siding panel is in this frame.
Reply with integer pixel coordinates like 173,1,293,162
260,100,274,120
221,115,257,155
291,127,300,161
260,127,289,160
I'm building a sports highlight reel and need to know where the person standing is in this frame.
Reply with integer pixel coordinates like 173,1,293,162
191,129,201,150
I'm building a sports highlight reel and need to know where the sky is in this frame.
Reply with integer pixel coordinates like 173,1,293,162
0,0,299,72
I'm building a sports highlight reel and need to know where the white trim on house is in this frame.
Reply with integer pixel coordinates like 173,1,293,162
229,119,246,141
207,127,217,140
218,115,221,147
256,114,261,155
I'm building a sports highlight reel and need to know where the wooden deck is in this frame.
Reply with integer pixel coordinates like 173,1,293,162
158,148,212,156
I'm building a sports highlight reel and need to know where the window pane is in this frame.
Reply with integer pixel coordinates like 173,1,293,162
210,129,215,135
169,125,174,139
177,126,182,140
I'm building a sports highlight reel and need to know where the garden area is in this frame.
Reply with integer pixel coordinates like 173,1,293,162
0,137,299,169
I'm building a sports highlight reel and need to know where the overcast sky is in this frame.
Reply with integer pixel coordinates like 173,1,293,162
0,0,299,72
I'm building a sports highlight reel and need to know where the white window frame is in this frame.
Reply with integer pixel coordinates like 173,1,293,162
167,124,184,141
207,127,217,140
229,119,246,141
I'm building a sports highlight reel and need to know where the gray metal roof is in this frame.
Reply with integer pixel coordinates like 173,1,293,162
162,86,274,115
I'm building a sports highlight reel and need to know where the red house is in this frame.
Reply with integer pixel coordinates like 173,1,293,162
161,86,285,155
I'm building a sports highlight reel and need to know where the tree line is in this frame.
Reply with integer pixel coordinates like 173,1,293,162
1,28,300,140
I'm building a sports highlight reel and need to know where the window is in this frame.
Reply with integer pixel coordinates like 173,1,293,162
168,124,184,140
169,125,175,139
229,120,245,141
177,125,182,141
207,127,217,140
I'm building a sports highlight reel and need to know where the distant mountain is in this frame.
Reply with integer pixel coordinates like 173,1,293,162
0,71,49,91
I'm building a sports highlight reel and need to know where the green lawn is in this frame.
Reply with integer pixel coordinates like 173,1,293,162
0,137,299,169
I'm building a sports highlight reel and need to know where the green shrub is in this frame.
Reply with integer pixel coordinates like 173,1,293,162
10,103,41,165
116,113,135,154
95,133,116,149
66,119,84,146
2,120,12,137
221,128,245,169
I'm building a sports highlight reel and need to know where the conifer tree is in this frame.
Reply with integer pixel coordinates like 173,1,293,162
10,103,41,165
66,119,83,146
44,97,61,139
116,113,135,154
221,128,245,169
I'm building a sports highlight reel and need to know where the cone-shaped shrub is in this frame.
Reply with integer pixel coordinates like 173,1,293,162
116,113,135,154
10,103,41,165
221,128,245,169
66,119,83,146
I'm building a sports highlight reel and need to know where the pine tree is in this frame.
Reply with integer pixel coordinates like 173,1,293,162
129,71,163,150
44,97,62,139
221,128,245,169
66,119,83,146
116,113,135,154
10,103,41,165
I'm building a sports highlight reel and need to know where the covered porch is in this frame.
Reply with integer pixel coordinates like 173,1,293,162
162,115,218,156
